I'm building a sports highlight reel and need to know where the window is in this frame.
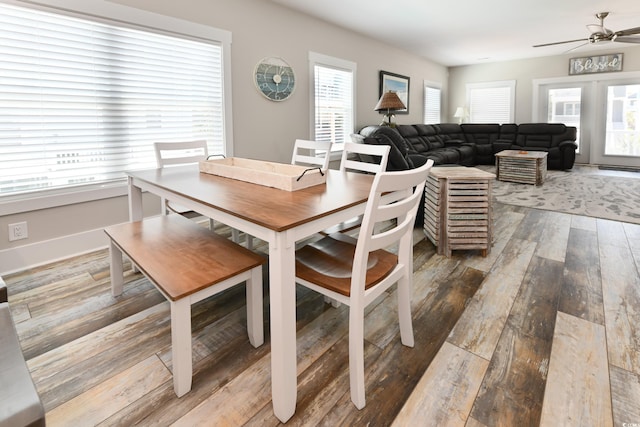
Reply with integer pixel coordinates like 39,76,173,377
466,80,516,123
423,83,441,124
0,2,229,198
309,52,355,146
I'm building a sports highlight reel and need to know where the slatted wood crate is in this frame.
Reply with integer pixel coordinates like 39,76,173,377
495,150,548,185
424,166,495,257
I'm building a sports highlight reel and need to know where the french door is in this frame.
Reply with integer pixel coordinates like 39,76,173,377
538,83,590,164
592,81,640,167
536,73,640,168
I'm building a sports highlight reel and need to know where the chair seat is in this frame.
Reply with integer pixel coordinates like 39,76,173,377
295,233,397,296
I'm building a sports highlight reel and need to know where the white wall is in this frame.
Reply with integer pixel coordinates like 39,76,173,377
111,0,449,160
448,45,640,123
0,0,448,273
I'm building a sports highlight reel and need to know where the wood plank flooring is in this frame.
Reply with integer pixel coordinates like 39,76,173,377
4,199,640,426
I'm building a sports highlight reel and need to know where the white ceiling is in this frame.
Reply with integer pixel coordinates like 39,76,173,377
269,0,640,66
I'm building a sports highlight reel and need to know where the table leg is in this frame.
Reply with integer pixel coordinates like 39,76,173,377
128,177,143,273
109,240,123,297
269,230,297,423
128,176,143,222
171,298,192,397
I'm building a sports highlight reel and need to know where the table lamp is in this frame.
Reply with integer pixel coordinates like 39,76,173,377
374,91,406,127
454,107,466,124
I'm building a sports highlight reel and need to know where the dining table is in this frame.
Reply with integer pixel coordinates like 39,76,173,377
125,164,375,422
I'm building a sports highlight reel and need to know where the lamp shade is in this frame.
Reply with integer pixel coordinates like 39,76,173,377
374,91,406,112
454,106,466,124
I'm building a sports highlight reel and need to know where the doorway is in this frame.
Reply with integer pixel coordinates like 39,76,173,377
592,82,640,167
535,72,640,168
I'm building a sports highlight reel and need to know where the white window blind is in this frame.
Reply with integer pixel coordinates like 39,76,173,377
424,84,441,124
0,2,224,196
312,59,354,144
467,80,516,124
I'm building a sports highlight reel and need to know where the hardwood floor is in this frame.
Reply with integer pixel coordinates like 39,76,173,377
4,201,640,426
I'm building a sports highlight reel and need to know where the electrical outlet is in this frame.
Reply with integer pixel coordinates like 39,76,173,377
8,221,28,241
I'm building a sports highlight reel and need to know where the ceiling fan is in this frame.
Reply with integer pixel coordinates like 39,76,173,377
533,12,640,50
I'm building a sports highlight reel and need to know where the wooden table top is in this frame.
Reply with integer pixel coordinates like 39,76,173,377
127,165,375,232
429,166,496,180
495,150,548,159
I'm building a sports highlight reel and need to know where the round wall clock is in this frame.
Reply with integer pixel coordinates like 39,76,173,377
254,56,295,101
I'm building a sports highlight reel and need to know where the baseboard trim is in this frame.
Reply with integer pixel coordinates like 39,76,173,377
0,228,108,276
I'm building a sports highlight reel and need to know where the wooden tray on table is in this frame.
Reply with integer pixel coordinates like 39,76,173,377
199,157,326,191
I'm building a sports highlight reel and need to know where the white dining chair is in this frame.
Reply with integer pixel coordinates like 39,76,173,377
154,141,211,225
339,141,390,174
154,141,250,247
294,159,434,409
291,139,333,171
321,142,391,236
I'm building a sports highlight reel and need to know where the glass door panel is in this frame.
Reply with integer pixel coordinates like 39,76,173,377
547,87,582,153
605,84,640,156
539,83,588,163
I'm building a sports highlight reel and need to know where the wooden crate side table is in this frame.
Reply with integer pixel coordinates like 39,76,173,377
424,166,495,257
495,150,548,185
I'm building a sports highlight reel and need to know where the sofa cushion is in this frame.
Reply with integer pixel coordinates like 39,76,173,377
499,124,518,143
413,124,444,150
516,123,569,149
434,123,465,145
362,135,412,171
396,125,431,154
461,124,500,164
359,126,413,171
461,124,501,145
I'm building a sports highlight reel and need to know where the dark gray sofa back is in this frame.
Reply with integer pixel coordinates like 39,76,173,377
358,122,577,170
359,125,412,170
516,123,573,149
433,123,465,144
396,124,431,154
461,124,501,164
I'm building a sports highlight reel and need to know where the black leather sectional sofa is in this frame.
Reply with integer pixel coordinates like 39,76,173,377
357,122,577,227
357,123,578,171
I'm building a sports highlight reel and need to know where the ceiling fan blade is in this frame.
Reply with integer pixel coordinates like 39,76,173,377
614,35,640,44
563,42,589,54
615,26,640,37
533,38,586,48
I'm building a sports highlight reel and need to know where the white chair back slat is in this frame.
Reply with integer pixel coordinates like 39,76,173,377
291,139,333,171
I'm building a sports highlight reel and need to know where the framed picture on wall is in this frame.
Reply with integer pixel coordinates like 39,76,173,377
379,70,409,114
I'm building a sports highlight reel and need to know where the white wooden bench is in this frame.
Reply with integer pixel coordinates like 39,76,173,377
1,277,46,427
104,215,265,397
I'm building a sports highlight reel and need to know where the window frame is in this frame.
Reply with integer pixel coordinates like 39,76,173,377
308,51,356,155
0,0,232,215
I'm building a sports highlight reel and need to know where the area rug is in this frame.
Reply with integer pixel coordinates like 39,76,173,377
480,166,640,225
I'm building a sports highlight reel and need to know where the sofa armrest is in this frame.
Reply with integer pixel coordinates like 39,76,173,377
0,278,6,303
559,140,578,151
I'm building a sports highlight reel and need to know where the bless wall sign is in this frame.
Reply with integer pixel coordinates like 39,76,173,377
569,53,623,75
